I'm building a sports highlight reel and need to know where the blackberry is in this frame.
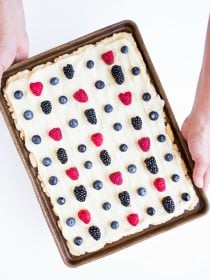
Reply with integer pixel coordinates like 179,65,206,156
74,185,87,202
118,191,130,207
111,65,124,85
40,100,52,114
88,226,101,240
131,116,142,130
84,108,97,124
63,64,74,79
162,196,175,213
144,156,159,174
57,148,68,164
99,150,111,166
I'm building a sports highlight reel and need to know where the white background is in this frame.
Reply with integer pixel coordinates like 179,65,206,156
0,0,210,279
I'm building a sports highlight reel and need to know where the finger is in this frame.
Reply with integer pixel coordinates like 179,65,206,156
15,36,29,62
193,160,208,188
181,117,189,140
203,167,210,190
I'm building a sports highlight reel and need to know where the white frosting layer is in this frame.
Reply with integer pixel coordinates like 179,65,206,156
4,32,199,256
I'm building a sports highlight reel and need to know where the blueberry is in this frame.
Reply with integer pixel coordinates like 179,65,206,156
111,221,119,230
119,144,128,152
74,237,83,246
137,187,147,196
23,110,33,120
49,176,58,185
66,217,76,227
93,180,103,190
121,45,129,53
165,153,173,161
50,77,59,85
127,164,137,173
86,60,94,69
102,202,111,211
157,134,166,142
104,104,113,113
132,66,140,76
84,161,92,169
78,144,86,153
42,157,52,166
32,135,41,144
14,90,23,99
172,174,180,182
95,80,105,89
149,111,159,121
113,122,122,131
182,192,191,201
69,119,78,128
142,92,151,101
59,95,68,104
57,197,65,205
147,207,156,216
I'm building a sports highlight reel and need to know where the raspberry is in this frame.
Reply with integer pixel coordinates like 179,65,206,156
63,64,74,79
138,137,150,152
73,89,88,103
85,108,97,124
131,116,142,130
66,167,79,180
40,100,52,114
91,133,103,147
29,82,43,96
118,91,132,105
49,128,62,141
78,209,91,224
74,185,87,202
118,191,130,207
88,226,101,240
162,196,175,213
153,178,166,192
99,150,111,166
127,213,139,226
111,65,124,85
109,171,123,185
57,148,68,164
101,50,114,65
144,156,159,174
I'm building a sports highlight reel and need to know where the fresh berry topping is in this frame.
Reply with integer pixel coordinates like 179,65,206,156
49,176,58,185
84,161,92,169
73,89,88,103
78,209,91,224
131,116,142,130
66,167,79,180
137,187,147,196
113,122,122,131
63,64,74,79
49,128,62,141
111,221,119,229
32,135,41,144
109,171,123,185
118,91,132,105
118,191,130,207
69,119,78,128
14,90,23,99
111,65,124,85
127,213,139,226
157,134,166,142
153,178,166,192
40,100,52,114
78,144,87,153
162,196,175,213
121,45,129,53
147,207,156,216
127,164,137,174
66,217,76,227
74,185,87,202
59,96,68,104
119,144,128,152
91,133,103,147
101,50,114,65
23,110,33,120
50,77,59,85
100,150,111,166
165,153,173,161
138,137,150,152
142,92,151,101
74,237,83,246
84,108,97,124
171,174,180,182
149,111,159,121
144,156,159,174
95,80,105,89
89,226,101,240
42,157,52,167
29,82,43,96
131,66,140,76
102,202,111,210
93,180,103,190
182,192,191,201
57,197,65,205
86,60,94,69
57,148,68,164
104,104,113,113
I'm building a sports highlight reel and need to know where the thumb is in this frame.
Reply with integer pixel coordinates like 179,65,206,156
193,160,208,188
